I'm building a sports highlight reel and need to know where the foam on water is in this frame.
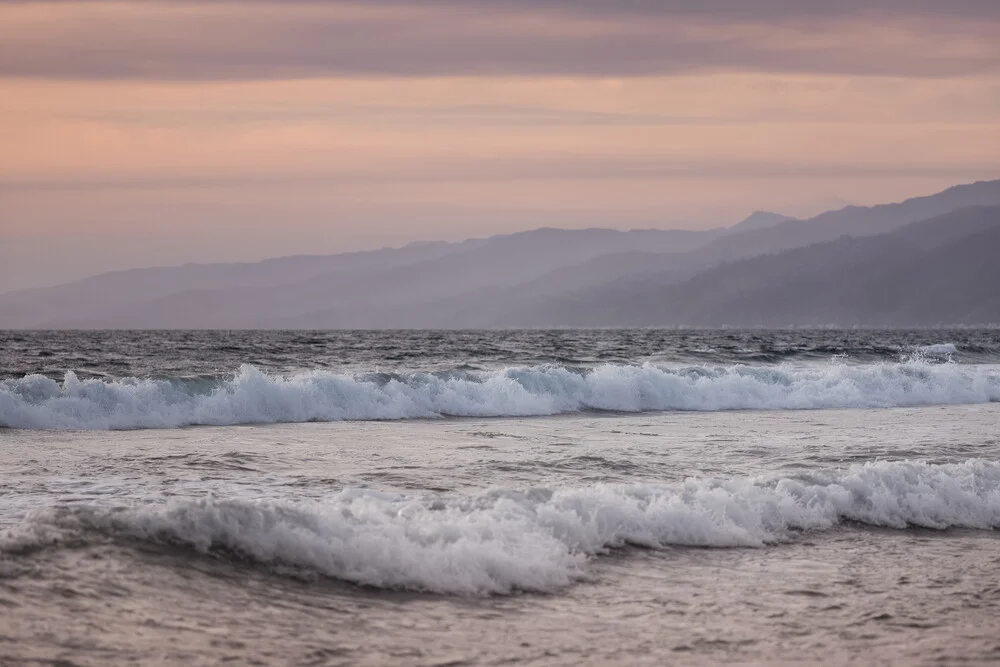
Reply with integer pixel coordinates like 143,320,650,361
2,360,1000,430
4,460,999,595
917,343,959,356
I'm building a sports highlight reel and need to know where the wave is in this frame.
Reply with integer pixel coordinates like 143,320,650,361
916,343,959,356
2,361,999,430
4,460,999,595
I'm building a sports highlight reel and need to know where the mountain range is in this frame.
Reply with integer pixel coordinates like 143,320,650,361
2,179,999,328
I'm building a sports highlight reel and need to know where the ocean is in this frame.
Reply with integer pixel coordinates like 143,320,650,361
2,329,1000,665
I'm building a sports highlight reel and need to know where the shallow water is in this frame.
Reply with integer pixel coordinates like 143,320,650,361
2,330,1000,665
3,405,1000,665
6,526,1000,666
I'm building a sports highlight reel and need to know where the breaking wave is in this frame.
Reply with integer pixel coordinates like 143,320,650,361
4,460,999,595
916,343,959,356
2,361,1000,430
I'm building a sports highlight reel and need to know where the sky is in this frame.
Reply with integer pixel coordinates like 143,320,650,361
2,1,1000,291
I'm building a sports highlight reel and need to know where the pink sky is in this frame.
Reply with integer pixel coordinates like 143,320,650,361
2,1,999,290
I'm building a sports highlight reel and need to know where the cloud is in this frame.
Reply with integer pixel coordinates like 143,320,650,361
6,0,1000,20
1,1,999,80
4,158,998,193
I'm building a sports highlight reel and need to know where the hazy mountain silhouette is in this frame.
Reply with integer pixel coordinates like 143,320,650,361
0,240,476,328
1,179,998,328
727,211,795,232
501,206,1000,327
253,178,1000,327
0,226,725,328
685,179,1000,269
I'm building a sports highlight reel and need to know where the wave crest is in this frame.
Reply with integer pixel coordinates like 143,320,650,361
2,361,999,430
4,460,1000,595
916,343,959,356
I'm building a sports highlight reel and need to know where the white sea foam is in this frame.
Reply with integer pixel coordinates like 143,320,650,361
4,460,999,595
917,343,959,356
2,361,999,430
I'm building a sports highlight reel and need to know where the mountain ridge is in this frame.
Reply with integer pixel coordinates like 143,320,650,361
498,205,1000,327
1,178,998,329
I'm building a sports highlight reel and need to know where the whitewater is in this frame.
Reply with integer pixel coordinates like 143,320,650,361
3,358,999,430
8,459,999,597
3,329,1000,665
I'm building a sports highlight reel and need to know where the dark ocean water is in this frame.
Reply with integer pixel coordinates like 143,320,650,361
4,328,1000,380
2,330,1000,665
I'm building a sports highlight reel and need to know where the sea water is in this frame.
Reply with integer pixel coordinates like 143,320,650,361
2,329,999,665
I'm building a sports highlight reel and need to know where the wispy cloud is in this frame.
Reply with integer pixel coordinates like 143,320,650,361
4,159,998,193
1,1,999,80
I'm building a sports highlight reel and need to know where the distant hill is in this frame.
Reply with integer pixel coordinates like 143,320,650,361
265,179,1000,328
1,178,998,329
0,226,726,328
686,179,1000,268
0,240,476,328
502,206,1000,327
728,211,795,232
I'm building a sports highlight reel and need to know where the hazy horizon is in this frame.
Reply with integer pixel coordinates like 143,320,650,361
3,0,1000,291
